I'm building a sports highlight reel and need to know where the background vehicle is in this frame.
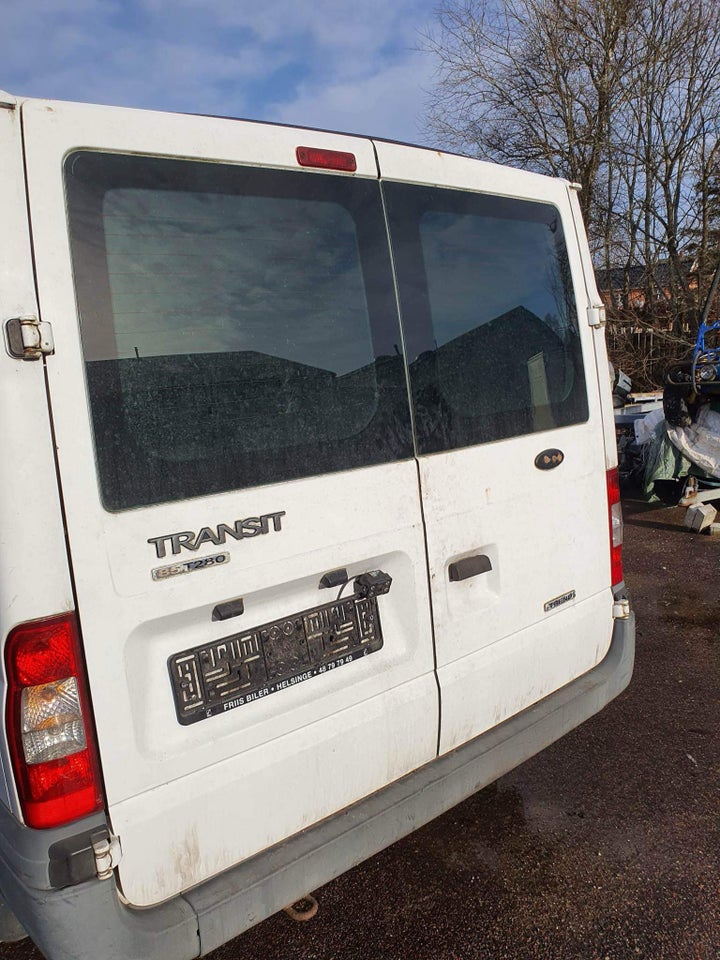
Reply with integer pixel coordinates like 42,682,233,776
664,263,720,426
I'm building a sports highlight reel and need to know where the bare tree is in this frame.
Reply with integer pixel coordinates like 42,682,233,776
424,0,720,383
687,150,720,299
424,0,636,222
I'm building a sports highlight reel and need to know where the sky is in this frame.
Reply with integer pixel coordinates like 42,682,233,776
0,0,440,145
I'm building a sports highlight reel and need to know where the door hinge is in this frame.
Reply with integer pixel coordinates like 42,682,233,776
612,597,630,620
5,316,55,360
587,303,606,328
91,830,122,880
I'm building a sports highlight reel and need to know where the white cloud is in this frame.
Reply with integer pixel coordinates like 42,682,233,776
0,0,438,134
140,0,419,47
1,2,262,115
268,51,435,144
135,0,434,84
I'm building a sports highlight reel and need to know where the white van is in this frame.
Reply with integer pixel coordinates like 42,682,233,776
0,91,634,960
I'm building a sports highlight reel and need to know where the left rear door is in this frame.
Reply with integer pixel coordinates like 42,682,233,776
21,100,439,907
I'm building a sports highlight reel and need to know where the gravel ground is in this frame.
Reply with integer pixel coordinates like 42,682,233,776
2,497,718,960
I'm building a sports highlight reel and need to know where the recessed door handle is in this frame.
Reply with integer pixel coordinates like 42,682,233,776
211,597,245,621
448,554,492,582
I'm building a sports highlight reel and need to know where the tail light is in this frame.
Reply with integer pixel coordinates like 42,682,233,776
606,467,624,586
5,614,103,829
296,146,357,172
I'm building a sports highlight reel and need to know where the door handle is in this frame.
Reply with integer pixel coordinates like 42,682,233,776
211,597,245,621
448,554,492,582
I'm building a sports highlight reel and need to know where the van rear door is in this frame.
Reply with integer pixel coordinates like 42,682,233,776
21,100,438,907
376,143,614,754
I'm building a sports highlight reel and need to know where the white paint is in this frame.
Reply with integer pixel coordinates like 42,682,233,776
112,674,435,906
438,589,613,750
566,187,619,471
0,103,75,814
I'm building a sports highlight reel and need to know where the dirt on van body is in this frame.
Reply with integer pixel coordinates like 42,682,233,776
2,498,718,960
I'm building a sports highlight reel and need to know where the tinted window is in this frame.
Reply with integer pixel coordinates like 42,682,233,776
65,153,413,510
384,183,588,453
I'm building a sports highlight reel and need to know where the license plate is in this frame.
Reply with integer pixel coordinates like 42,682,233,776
168,593,385,724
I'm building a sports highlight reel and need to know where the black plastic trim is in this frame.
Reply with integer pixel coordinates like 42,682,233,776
319,568,348,589
448,555,492,581
48,827,101,889
211,598,244,622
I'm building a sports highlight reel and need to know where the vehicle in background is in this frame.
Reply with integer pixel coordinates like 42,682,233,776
664,263,720,428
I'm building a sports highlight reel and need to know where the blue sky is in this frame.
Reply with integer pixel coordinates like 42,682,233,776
1,0,440,145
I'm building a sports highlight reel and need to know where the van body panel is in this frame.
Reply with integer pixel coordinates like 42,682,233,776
566,186,619,468
109,673,435,905
414,424,611,755
0,106,74,632
373,139,569,202
436,588,613,748
20,100,438,906
374,141,612,753
21,99,380,178
43,466,437,812
0,104,75,815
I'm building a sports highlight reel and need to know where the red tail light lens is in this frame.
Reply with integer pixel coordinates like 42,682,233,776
5,614,103,829
606,467,624,586
296,146,357,172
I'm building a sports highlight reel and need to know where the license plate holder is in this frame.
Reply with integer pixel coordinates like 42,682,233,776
169,592,385,725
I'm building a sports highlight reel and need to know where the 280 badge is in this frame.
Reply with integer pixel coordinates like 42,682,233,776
151,552,230,581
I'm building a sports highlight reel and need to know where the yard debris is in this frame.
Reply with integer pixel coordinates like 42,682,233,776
666,406,720,479
614,262,720,504
684,502,717,532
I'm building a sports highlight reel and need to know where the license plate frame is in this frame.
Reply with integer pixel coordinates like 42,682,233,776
168,592,385,725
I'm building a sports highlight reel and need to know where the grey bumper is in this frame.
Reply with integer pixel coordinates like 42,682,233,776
0,609,635,960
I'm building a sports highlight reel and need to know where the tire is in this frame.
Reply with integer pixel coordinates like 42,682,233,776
664,363,693,390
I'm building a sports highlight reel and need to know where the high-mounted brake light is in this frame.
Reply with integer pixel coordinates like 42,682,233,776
5,614,103,829
606,467,624,587
296,146,357,172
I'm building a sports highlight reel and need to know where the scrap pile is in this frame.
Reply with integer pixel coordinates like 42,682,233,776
616,265,720,517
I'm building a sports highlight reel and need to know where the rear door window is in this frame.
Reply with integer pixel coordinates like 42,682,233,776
65,153,413,510
383,183,588,454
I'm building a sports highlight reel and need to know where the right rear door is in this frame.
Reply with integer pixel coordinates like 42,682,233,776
377,143,614,754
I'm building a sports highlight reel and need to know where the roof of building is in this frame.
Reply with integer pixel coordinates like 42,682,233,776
596,260,696,292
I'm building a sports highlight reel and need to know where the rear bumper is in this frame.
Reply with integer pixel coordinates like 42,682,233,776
0,608,635,960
